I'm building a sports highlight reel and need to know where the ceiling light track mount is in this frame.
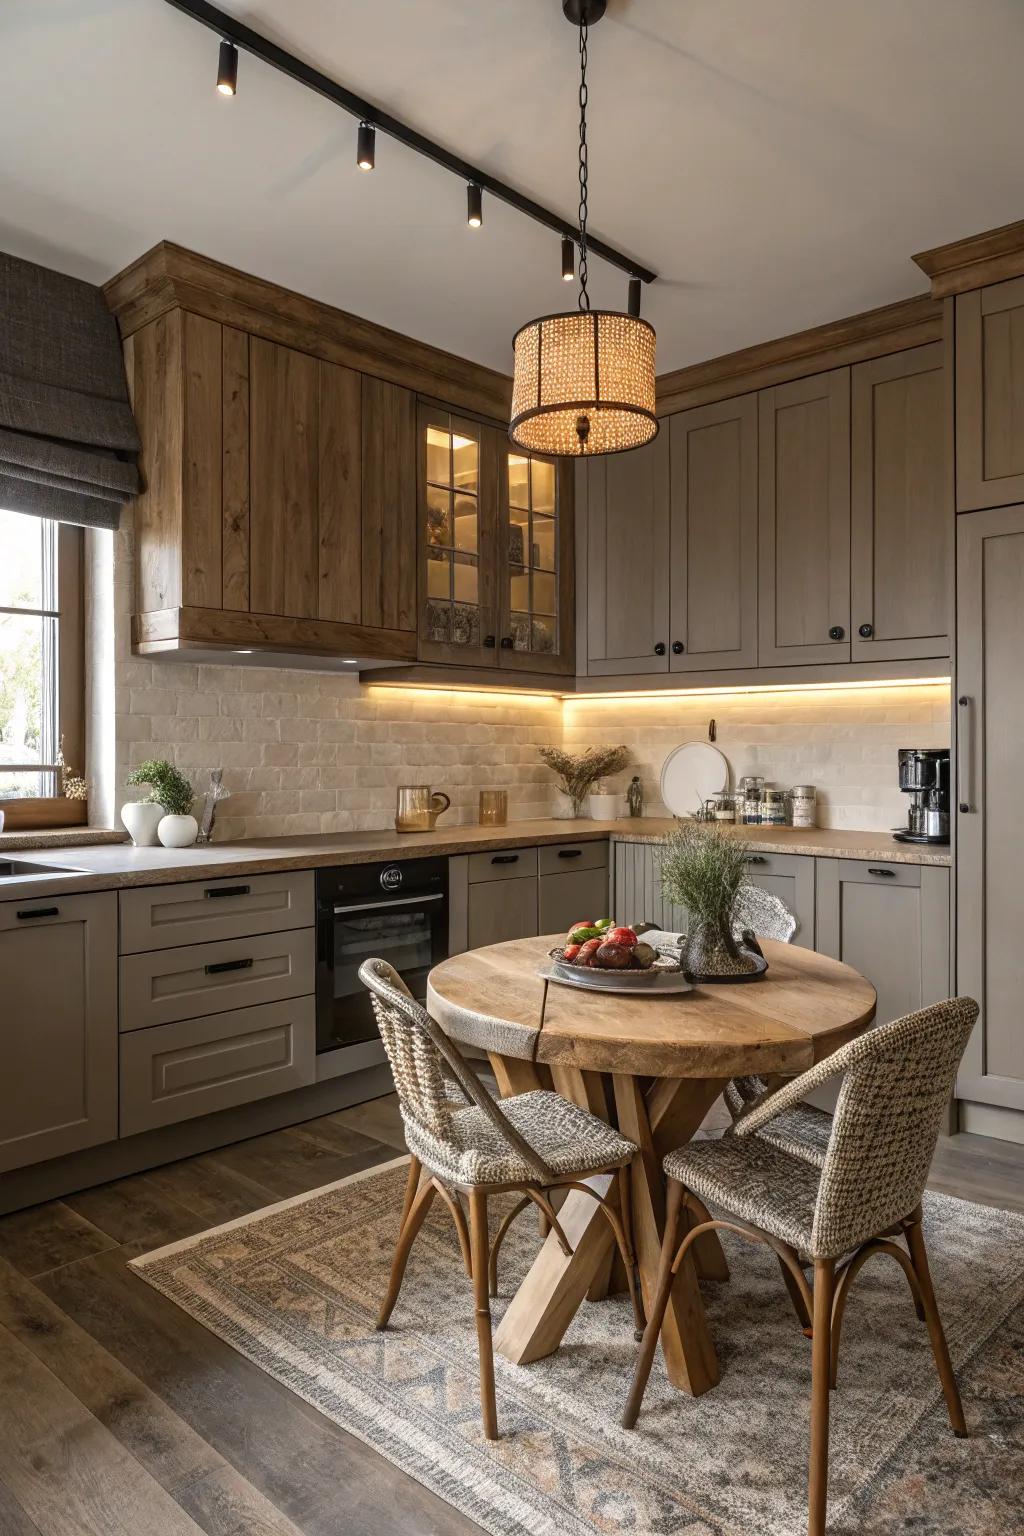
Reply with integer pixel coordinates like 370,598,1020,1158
164,0,655,286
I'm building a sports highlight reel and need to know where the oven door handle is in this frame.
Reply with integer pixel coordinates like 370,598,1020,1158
332,893,446,915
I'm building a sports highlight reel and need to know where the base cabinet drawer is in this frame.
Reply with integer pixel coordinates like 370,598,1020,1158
467,848,538,883
119,871,315,953
538,841,608,877
119,998,316,1136
119,928,316,1031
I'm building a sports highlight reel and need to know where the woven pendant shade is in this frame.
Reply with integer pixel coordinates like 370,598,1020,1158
509,309,658,457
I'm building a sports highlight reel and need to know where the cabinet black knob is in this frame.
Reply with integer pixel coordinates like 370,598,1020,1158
828,625,845,641
654,642,666,656
483,634,496,648
672,641,685,654
858,623,873,638
500,636,513,649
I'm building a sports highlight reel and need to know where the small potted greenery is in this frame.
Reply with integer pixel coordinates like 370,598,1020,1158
124,760,197,849
538,744,630,818
659,820,761,980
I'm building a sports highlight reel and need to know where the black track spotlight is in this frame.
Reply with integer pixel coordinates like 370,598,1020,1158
217,39,238,96
357,121,376,171
627,276,642,317
561,235,575,282
467,182,483,228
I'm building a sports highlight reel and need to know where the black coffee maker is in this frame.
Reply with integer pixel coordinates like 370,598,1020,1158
894,748,950,845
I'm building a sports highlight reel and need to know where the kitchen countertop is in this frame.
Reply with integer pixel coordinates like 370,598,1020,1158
0,817,950,898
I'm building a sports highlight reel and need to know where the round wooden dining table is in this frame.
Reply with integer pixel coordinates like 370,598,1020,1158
427,934,876,1398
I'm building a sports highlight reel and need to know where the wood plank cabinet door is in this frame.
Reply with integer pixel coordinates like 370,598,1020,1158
0,892,117,1173
668,394,758,671
758,369,851,665
249,337,320,618
581,437,670,676
956,278,1024,512
851,343,949,662
362,377,417,634
956,505,1024,1113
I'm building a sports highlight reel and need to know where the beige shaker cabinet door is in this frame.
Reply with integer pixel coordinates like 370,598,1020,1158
956,505,1024,1113
581,436,671,675
0,891,118,1173
466,876,538,949
538,866,610,937
851,343,949,663
668,394,758,671
758,369,851,666
955,279,1024,512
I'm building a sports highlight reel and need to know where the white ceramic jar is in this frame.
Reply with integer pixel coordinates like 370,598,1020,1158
157,813,199,849
589,791,621,820
121,800,164,847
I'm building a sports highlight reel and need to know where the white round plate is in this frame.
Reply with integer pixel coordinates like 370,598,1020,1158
660,741,730,818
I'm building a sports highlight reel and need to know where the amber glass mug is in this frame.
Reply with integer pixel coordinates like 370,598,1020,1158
395,786,451,833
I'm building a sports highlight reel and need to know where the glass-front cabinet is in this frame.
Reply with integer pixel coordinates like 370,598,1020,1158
417,404,573,675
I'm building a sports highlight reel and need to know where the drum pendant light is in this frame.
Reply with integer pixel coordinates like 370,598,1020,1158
510,0,657,457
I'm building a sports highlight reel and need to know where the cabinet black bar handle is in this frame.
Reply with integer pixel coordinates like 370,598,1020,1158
205,885,251,899
744,855,767,865
557,848,583,858
16,906,59,920
205,957,254,975
491,853,519,864
867,867,896,878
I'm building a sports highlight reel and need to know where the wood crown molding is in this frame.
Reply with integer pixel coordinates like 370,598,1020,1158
655,293,942,415
912,218,1024,298
104,241,512,422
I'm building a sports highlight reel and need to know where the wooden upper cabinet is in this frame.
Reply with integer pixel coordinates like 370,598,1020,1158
581,437,670,676
668,394,757,671
758,368,851,666
851,342,948,662
249,337,319,619
955,277,1024,511
362,377,417,634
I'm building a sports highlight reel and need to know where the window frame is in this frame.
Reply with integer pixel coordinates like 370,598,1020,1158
0,519,85,831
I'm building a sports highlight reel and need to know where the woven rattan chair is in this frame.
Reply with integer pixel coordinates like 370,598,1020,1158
623,996,979,1536
359,957,643,1439
724,885,811,1129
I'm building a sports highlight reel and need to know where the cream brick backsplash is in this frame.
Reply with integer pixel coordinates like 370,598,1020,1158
107,510,949,839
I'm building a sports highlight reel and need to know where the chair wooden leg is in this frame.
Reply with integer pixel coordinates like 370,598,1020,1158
377,1177,437,1330
808,1258,835,1536
779,1253,814,1337
469,1189,498,1440
617,1164,646,1338
622,1176,684,1429
398,1155,422,1231
904,1214,967,1437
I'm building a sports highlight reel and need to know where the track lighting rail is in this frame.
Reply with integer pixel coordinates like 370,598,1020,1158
163,0,657,286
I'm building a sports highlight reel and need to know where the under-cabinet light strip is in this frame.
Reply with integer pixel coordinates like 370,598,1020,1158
366,676,950,708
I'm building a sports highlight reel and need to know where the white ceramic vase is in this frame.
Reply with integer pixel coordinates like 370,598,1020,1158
121,800,164,847
589,792,621,820
158,813,199,849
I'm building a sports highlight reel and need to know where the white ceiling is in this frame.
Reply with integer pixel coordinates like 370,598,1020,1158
2,0,1023,376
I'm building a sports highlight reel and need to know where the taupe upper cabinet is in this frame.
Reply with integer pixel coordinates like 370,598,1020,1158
955,277,1024,511
851,343,948,662
955,504,1024,1115
668,395,758,671
417,406,574,675
582,436,670,676
758,369,851,666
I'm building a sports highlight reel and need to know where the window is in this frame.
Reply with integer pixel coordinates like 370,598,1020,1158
0,508,84,819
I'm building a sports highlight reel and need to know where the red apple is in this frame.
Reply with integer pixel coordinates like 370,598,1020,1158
563,942,582,963
606,926,638,948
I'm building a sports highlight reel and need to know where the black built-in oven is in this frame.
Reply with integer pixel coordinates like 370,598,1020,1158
315,858,448,1052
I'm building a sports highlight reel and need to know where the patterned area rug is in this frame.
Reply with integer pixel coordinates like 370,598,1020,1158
131,1160,1024,1536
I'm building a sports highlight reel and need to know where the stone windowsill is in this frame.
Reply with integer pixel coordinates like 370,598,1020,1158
0,827,127,853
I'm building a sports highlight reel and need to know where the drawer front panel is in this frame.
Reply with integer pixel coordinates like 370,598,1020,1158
467,847,538,884
739,851,804,878
836,858,921,888
538,840,608,877
119,997,316,1135
119,871,315,953
119,929,315,1032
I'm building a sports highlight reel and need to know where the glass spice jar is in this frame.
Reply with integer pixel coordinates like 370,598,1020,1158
739,775,764,824
787,784,817,828
760,788,787,826
709,791,736,822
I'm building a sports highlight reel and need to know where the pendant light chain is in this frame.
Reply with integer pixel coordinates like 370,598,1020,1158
577,21,590,312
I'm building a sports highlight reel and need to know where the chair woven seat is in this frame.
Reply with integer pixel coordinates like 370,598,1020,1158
404,1089,635,1188
664,1135,821,1254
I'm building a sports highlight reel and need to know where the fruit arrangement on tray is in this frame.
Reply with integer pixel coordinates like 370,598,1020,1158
550,918,670,973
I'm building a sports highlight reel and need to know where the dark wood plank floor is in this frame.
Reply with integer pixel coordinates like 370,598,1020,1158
0,1093,1021,1536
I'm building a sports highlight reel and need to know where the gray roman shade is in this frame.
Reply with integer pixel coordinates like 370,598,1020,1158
0,250,140,529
